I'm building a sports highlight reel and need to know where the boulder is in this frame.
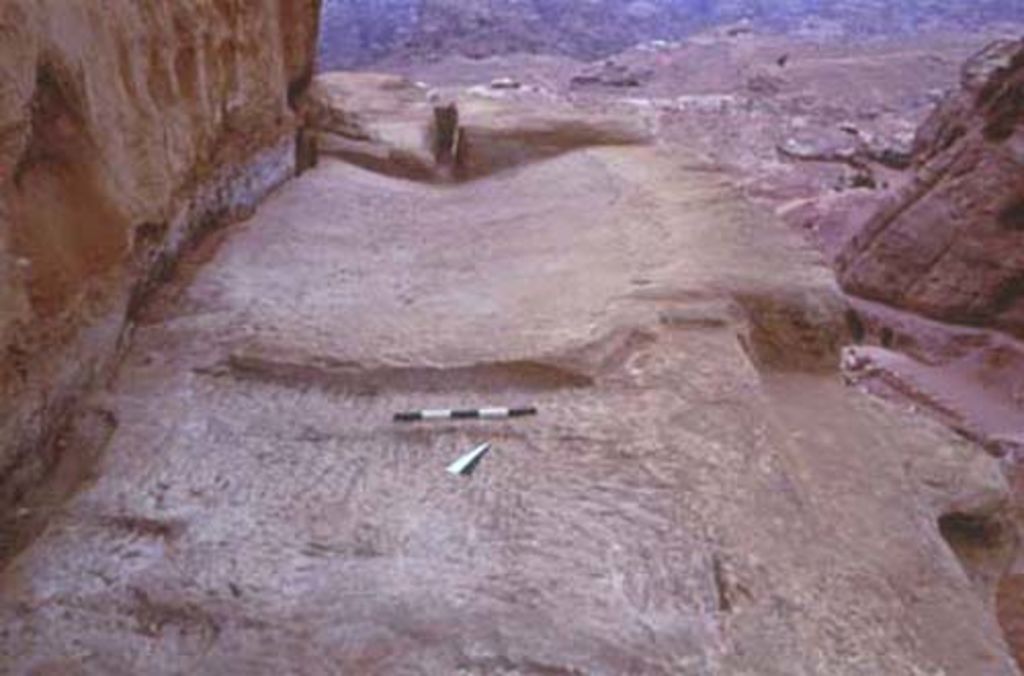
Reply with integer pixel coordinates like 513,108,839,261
571,60,654,89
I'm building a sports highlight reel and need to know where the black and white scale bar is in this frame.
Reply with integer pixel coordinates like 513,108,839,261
393,406,538,423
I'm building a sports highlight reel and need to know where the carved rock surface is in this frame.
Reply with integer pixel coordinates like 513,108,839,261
837,39,1024,338
1,114,1019,673
302,72,651,181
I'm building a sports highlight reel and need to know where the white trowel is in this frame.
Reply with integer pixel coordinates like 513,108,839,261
446,442,492,477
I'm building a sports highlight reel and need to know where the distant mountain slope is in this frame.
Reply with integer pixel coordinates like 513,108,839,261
319,0,1024,70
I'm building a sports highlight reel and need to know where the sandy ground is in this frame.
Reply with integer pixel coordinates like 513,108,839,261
0,124,1019,673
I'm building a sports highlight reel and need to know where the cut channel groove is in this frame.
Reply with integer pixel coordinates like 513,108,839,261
211,354,594,395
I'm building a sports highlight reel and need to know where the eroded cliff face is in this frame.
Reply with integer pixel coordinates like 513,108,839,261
838,39,1024,338
0,0,320,512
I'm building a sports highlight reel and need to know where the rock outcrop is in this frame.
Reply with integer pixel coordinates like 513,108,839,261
0,1,321,512
837,39,1024,339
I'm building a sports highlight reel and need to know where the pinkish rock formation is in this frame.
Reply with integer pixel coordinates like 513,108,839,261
837,39,1024,338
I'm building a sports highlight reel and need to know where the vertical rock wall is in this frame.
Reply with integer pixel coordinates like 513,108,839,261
0,0,321,508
